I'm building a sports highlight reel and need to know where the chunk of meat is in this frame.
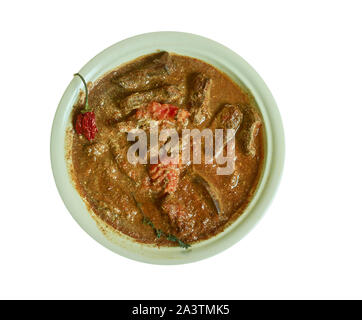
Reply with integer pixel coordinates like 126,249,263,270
211,104,243,131
161,198,193,238
192,159,250,217
193,174,223,215
119,85,182,116
113,52,174,90
239,107,262,158
161,176,218,240
189,73,212,125
210,104,243,147
246,120,262,158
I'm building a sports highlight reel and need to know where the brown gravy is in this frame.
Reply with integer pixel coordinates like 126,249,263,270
69,52,264,247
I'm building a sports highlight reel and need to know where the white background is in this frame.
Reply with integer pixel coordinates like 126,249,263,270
0,0,361,300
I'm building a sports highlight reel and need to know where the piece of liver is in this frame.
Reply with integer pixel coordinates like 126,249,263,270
210,104,243,147
113,52,174,90
189,73,212,125
239,106,262,158
119,85,182,116
161,175,218,240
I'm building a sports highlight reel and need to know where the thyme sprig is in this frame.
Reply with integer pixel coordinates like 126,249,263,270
131,193,190,249
142,217,190,249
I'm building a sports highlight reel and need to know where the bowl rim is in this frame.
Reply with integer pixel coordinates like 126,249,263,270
50,31,285,264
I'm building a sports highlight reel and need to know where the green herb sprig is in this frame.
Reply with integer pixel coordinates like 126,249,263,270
131,192,190,249
142,217,190,249
166,233,191,249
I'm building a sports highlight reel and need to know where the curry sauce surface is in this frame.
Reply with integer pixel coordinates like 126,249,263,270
70,53,264,246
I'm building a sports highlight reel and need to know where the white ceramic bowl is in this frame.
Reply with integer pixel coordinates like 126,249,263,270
50,32,285,264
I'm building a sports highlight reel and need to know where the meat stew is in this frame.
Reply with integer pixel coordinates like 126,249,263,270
69,52,264,248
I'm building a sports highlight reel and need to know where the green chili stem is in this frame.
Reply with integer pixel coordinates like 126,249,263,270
74,73,90,112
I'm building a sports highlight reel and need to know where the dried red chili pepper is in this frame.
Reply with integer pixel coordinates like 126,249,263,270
75,111,98,141
74,73,98,141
